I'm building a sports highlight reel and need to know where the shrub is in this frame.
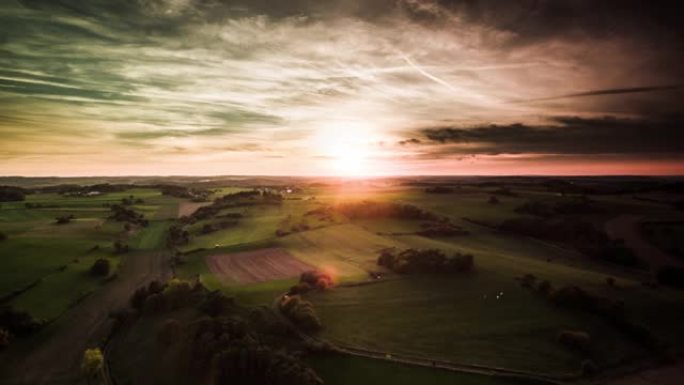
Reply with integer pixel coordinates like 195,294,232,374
0,306,42,335
606,277,616,287
656,266,684,288
81,348,104,379
157,319,182,347
279,295,322,332
0,328,10,349
537,280,552,295
557,330,592,353
520,274,536,288
0,232,6,241
299,270,334,290
89,258,110,276
581,359,598,376
378,248,474,274
55,214,74,224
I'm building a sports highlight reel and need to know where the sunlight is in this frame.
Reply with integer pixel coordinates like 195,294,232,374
314,121,374,177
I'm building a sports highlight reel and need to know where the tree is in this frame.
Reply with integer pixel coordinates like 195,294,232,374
89,258,110,277
81,347,104,382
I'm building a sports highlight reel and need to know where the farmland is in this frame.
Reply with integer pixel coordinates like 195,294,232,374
1,176,683,385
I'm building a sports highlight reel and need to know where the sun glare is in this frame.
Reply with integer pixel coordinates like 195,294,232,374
314,121,374,177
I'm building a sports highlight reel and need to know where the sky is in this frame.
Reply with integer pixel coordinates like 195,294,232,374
1,0,683,176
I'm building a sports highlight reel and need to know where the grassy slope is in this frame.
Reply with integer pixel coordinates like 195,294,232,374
0,189,176,319
308,353,522,385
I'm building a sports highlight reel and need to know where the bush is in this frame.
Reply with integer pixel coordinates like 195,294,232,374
557,330,592,353
0,306,42,335
581,359,598,376
157,319,182,347
0,232,6,241
81,348,104,379
0,328,10,349
55,214,74,225
520,274,536,288
279,295,322,332
537,280,552,295
656,266,684,288
378,248,474,274
89,258,110,276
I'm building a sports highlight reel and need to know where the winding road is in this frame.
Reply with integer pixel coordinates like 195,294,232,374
0,250,170,385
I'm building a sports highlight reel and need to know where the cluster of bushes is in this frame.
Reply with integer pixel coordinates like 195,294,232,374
52,183,128,196
89,258,111,276
377,248,474,274
499,217,642,268
130,279,199,313
182,190,281,224
55,214,75,225
120,195,144,205
279,295,322,332
288,270,334,295
201,220,238,235
304,206,335,222
113,279,325,385
416,222,469,237
114,240,130,254
335,201,437,221
167,225,190,247
492,187,517,197
190,310,321,385
0,186,27,202
519,278,666,365
0,306,42,339
160,185,211,201
109,204,148,227
424,186,453,194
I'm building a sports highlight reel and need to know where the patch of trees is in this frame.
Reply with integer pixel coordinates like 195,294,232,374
160,185,211,201
499,217,642,268
0,186,27,202
109,204,148,227
114,240,130,254
520,279,666,361
656,266,684,288
182,190,281,224
0,306,42,337
167,225,190,247
377,248,474,274
129,279,200,314
335,201,437,221
89,258,111,276
55,214,75,225
279,295,322,332
117,280,323,385
0,232,6,241
416,222,469,237
201,220,238,235
51,183,129,196
120,195,144,205
425,186,453,194
289,270,334,295
515,197,602,218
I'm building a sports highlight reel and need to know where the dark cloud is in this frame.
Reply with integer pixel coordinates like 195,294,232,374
517,85,684,103
417,115,684,155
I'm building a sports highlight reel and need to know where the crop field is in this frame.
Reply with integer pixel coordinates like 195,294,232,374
206,247,313,284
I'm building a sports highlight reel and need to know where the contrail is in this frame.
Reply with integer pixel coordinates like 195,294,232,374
401,54,459,93
515,84,682,103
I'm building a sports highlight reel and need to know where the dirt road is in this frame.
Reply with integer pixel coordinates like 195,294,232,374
605,215,683,271
0,250,170,385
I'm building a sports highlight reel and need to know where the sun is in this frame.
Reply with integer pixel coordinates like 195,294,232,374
313,121,374,177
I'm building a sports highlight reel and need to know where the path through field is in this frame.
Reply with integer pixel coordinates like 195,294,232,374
605,215,683,271
0,250,170,385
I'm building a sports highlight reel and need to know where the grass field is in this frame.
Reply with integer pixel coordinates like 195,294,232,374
307,353,525,385
0,188,178,319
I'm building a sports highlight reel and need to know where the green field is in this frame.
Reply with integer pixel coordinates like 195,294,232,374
308,353,525,385
0,188,179,319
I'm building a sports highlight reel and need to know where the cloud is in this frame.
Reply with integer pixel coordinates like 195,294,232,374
416,115,684,156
